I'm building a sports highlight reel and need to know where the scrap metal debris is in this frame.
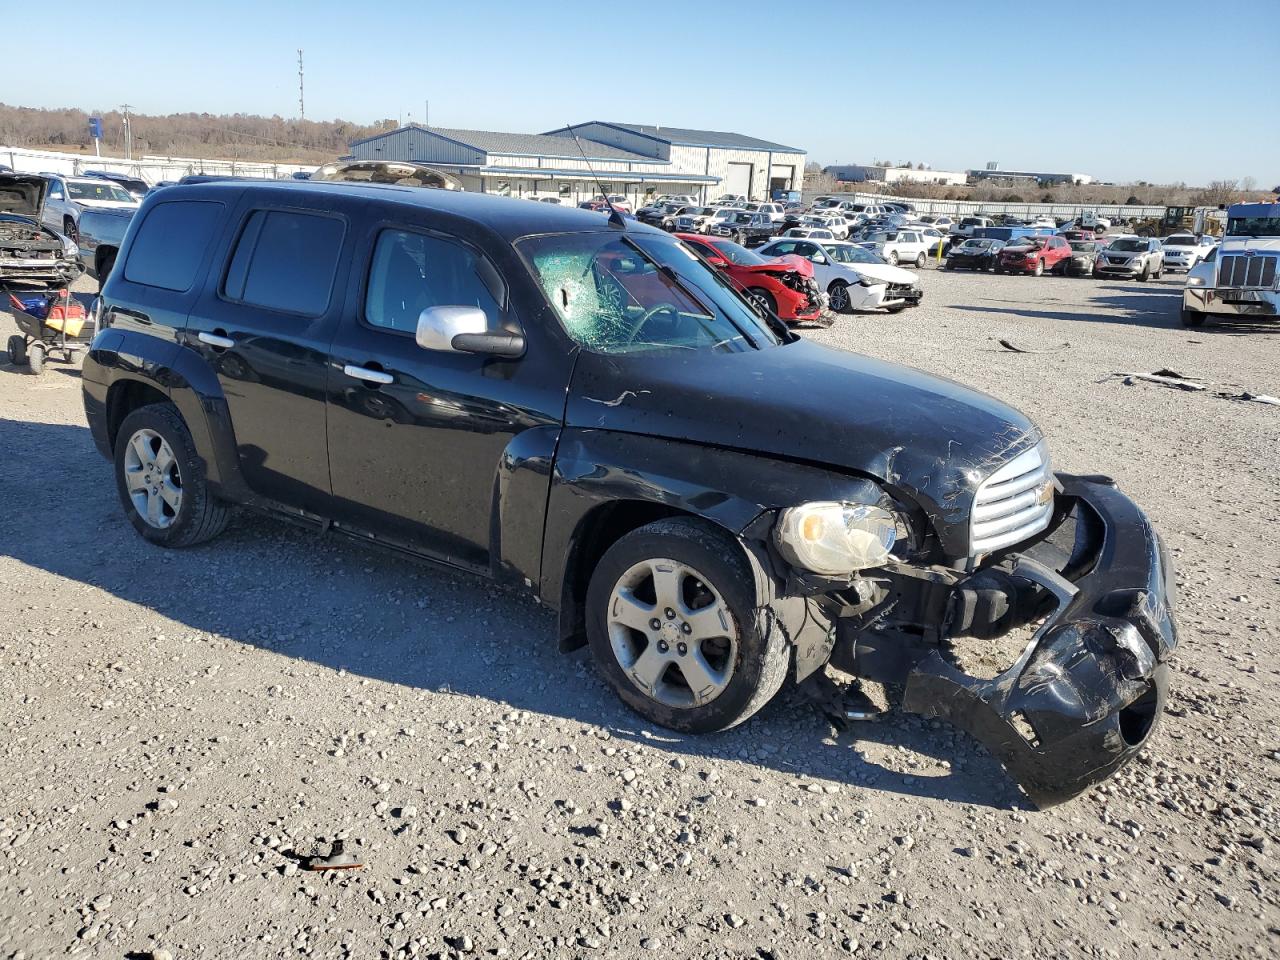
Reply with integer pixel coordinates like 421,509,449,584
1113,370,1207,392
997,339,1070,354
1223,391,1280,407
303,839,363,871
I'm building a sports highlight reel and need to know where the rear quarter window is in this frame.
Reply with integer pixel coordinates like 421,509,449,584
223,209,345,316
123,200,224,292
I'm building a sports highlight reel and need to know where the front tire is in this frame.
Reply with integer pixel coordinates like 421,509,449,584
27,343,45,375
1138,263,1150,282
887,251,900,266
1032,259,1044,277
747,287,777,317
1180,307,1206,328
827,280,852,314
585,518,789,734
113,403,231,547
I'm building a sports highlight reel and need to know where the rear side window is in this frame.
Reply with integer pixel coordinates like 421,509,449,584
224,209,344,316
124,200,224,292
364,229,505,334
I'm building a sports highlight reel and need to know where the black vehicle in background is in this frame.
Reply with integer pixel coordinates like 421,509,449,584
82,180,1177,806
942,237,1005,272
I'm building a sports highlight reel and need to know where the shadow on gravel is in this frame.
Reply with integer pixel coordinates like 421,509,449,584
0,415,1022,811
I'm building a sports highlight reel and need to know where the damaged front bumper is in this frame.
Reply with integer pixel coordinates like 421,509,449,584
822,474,1177,807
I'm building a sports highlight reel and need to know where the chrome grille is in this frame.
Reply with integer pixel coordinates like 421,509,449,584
970,442,1054,555
1219,254,1277,289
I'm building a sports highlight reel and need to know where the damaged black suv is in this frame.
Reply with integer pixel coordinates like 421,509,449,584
83,180,1177,806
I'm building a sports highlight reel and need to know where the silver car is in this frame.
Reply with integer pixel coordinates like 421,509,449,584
39,175,139,241
1095,236,1165,281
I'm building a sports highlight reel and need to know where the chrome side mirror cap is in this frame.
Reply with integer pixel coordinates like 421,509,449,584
415,306,524,359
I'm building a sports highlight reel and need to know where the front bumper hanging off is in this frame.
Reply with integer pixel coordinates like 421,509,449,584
832,475,1178,807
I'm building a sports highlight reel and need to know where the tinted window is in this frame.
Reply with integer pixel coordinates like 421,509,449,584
224,209,344,316
124,200,224,292
365,229,504,334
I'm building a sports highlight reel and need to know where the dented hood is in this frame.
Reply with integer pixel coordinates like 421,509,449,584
0,174,47,218
745,254,813,276
567,339,1041,556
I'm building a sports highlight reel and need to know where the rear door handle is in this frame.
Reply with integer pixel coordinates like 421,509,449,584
198,331,235,349
343,364,394,385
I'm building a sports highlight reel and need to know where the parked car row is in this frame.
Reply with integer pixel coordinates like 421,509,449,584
943,229,1213,281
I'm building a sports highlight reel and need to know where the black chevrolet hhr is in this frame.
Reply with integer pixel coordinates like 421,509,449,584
82,179,1177,806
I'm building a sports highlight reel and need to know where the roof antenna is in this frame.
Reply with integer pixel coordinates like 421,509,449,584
566,122,626,229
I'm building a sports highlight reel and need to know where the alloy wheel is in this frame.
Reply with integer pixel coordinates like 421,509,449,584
123,428,183,528
606,558,738,709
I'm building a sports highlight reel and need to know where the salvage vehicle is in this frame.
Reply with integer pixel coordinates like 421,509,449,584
76,206,137,281
675,233,825,323
38,174,138,242
855,228,932,268
81,170,150,202
780,227,836,240
0,173,82,287
1064,239,1102,277
1160,233,1218,272
1181,202,1279,328
757,237,923,313
711,211,777,247
994,235,1072,275
951,216,995,240
1093,236,1164,281
636,201,683,226
942,237,1005,272
920,214,954,233
670,206,723,234
83,181,1178,807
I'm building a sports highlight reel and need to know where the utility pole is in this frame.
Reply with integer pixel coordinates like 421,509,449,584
120,104,133,161
297,49,305,121
424,100,429,127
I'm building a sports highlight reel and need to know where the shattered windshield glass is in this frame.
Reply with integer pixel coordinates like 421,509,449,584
519,232,782,355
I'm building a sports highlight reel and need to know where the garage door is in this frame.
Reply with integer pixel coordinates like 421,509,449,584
725,162,753,198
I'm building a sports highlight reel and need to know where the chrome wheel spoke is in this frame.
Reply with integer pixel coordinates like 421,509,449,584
145,489,165,526
628,643,668,692
129,432,155,468
124,468,149,493
154,444,175,474
649,561,683,613
683,602,728,642
611,587,656,634
678,648,726,705
159,478,182,511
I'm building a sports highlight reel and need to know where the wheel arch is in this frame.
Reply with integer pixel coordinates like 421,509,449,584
544,429,882,652
105,377,169,453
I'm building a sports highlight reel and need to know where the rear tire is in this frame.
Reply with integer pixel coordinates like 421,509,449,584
914,252,927,268
1180,308,1206,328
6,335,26,366
113,403,231,548
585,517,789,734
27,343,45,376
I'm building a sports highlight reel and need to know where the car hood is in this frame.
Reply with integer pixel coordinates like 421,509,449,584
738,254,813,277
0,174,48,218
566,339,1041,556
850,261,918,284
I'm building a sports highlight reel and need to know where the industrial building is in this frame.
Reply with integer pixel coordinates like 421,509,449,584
968,168,1094,186
825,164,968,187
346,122,805,206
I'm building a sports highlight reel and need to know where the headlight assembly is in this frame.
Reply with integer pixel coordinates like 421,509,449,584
775,501,898,575
1186,276,1205,286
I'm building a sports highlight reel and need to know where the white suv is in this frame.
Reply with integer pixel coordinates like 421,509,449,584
1161,233,1218,272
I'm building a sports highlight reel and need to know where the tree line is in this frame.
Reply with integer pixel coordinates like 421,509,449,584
0,103,399,163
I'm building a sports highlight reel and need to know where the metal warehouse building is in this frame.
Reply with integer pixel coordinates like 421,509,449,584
346,121,805,207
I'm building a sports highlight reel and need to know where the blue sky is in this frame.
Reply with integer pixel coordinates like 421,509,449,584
5,0,1276,187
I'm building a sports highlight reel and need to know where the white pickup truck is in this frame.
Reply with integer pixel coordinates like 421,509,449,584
1182,202,1280,328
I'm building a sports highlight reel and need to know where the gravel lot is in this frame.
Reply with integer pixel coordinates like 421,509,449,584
1,266,1277,960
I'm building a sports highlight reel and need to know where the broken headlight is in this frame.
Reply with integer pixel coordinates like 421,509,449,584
775,502,898,575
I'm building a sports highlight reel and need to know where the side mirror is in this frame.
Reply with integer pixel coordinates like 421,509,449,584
707,256,729,268
416,306,524,359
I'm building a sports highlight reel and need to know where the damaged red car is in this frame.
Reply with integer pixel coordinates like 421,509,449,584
676,233,826,323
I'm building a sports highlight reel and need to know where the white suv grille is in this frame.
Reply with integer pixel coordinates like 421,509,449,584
970,442,1054,555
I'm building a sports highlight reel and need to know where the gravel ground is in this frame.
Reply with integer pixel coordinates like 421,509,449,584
0,266,1277,960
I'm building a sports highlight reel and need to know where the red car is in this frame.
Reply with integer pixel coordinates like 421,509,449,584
675,233,825,323
994,234,1073,276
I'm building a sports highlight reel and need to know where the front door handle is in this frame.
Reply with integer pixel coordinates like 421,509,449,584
343,364,394,385
198,331,235,349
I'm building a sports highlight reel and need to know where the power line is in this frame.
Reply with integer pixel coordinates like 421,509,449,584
297,50,305,122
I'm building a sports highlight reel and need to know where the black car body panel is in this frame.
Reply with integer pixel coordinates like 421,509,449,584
81,179,1178,808
564,339,1040,559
